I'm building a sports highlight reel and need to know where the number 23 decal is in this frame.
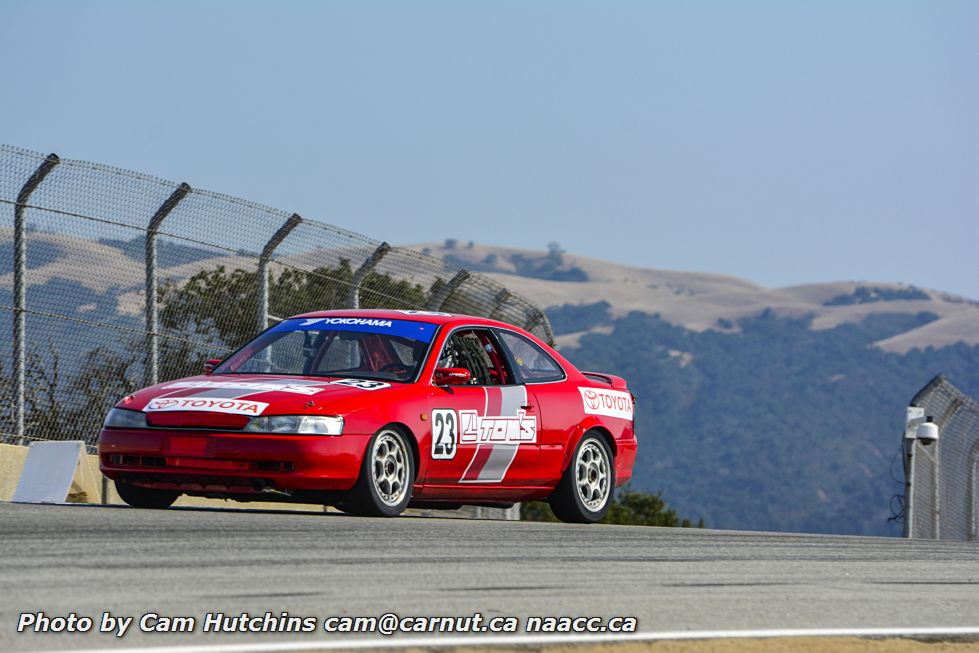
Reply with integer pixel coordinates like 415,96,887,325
431,409,457,460
330,379,391,390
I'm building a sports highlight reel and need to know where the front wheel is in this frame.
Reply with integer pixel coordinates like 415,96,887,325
549,433,614,523
342,427,415,517
115,480,178,509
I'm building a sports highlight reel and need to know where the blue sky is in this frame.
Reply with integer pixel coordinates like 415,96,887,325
3,1,977,298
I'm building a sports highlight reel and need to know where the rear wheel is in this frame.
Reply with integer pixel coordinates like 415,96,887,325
549,433,614,523
115,480,178,509
342,427,414,517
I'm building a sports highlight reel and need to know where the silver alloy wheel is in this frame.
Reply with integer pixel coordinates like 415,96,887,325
371,430,409,507
575,439,610,511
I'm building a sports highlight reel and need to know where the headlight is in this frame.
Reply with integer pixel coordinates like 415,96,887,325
103,408,148,429
243,415,344,435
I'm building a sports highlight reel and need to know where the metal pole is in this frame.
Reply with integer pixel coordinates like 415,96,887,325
145,182,191,386
969,451,978,541
932,438,941,539
489,288,512,319
13,153,60,439
523,307,556,347
346,242,391,309
427,270,470,311
904,439,915,538
257,213,302,331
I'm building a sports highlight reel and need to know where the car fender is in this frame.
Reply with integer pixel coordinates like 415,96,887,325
348,412,429,483
561,416,616,474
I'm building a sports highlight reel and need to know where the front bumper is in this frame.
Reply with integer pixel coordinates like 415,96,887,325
99,428,371,495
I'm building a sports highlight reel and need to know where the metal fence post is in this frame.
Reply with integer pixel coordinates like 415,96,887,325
489,288,512,319
932,438,941,539
346,242,391,309
257,213,302,331
523,307,555,347
427,270,470,311
970,451,979,540
904,438,915,538
145,182,191,386
13,153,60,438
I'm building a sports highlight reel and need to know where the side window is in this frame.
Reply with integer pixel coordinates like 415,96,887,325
437,329,513,385
497,331,566,383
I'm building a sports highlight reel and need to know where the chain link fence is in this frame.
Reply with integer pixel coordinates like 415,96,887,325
903,374,979,540
0,144,553,453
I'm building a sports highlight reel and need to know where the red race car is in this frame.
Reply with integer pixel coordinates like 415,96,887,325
99,310,637,523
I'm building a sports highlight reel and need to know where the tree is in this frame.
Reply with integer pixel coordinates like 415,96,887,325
521,486,703,527
546,241,565,265
605,487,703,527
554,307,979,535
66,343,144,442
158,261,430,351
7,341,73,443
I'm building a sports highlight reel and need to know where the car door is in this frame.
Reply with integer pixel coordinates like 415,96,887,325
494,329,578,485
422,327,540,489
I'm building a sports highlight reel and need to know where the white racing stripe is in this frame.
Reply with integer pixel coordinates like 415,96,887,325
27,626,979,653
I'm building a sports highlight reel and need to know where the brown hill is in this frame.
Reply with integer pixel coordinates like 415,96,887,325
4,229,975,354
413,241,979,353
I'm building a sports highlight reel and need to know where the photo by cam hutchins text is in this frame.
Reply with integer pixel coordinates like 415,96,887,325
16,612,639,637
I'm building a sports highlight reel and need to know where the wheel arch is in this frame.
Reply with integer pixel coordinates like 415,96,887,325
382,421,421,481
547,424,616,524
562,420,616,474
585,426,616,458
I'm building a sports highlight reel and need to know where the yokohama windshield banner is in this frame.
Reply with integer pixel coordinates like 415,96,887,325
269,317,438,342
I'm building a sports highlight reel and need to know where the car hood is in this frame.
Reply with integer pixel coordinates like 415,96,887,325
118,375,409,417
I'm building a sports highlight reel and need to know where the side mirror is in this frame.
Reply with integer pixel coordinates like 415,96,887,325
434,367,471,386
203,358,222,375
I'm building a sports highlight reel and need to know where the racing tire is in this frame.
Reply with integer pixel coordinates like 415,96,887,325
115,480,178,509
343,427,415,517
549,433,615,524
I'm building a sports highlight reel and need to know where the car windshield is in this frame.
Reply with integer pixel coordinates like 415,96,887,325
213,317,438,382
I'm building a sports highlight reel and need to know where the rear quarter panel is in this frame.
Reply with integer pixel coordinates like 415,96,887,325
529,378,636,487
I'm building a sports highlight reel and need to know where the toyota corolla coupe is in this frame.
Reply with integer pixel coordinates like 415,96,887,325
99,310,637,523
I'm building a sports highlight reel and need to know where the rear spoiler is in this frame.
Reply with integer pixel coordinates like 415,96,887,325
582,371,628,390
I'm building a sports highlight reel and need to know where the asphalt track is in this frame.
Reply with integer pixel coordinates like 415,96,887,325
1,502,978,652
